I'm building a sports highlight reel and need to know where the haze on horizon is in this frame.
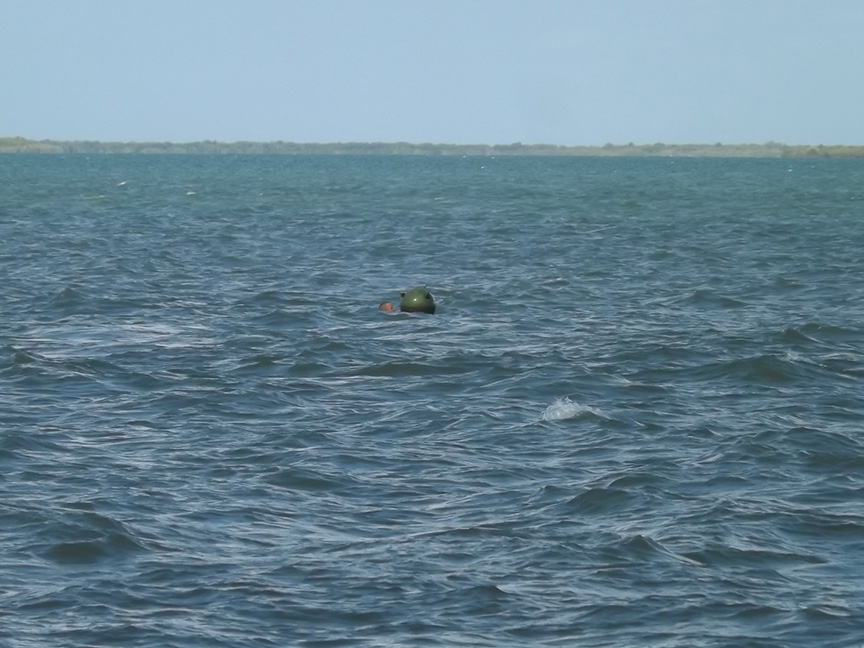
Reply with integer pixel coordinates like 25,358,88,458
4,0,864,146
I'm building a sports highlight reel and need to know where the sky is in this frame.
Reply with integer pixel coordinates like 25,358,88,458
3,0,864,146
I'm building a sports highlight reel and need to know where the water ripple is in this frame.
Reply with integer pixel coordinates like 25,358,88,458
2,155,864,646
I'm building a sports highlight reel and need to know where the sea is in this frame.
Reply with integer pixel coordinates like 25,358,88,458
2,153,864,647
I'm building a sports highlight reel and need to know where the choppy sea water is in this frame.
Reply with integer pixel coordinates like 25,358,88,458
2,154,864,647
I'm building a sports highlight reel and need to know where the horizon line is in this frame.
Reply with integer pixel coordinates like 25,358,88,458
4,135,862,148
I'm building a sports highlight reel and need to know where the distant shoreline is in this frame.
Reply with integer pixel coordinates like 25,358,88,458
2,136,863,157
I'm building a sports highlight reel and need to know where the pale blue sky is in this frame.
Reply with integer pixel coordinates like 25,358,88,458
4,0,863,145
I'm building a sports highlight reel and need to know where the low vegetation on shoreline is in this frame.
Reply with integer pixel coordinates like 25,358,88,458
1,136,863,157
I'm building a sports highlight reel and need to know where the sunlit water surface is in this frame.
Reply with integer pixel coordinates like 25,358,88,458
2,154,864,647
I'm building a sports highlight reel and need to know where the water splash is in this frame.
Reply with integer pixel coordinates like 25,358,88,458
542,397,587,421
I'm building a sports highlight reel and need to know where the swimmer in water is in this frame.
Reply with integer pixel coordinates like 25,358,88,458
378,301,396,312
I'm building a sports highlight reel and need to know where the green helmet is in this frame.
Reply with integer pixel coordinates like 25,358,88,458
399,286,436,314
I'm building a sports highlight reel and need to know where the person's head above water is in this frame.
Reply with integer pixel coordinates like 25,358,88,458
378,301,396,312
399,287,436,314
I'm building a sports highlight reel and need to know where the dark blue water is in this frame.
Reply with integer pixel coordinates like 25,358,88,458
2,154,864,647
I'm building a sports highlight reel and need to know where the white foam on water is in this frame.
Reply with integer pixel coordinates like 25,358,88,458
542,397,587,421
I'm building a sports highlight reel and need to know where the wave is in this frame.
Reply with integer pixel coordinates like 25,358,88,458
542,397,608,422
638,352,854,386
680,288,749,308
22,510,151,565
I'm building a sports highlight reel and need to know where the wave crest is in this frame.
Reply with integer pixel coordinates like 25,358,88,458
542,397,603,421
